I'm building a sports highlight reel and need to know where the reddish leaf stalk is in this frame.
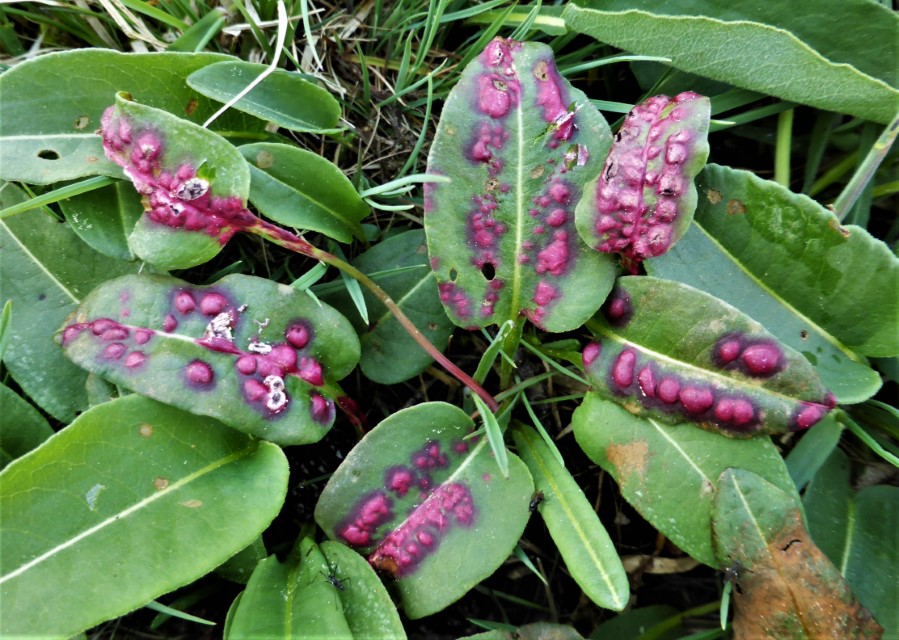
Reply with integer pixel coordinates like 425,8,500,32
248,219,499,412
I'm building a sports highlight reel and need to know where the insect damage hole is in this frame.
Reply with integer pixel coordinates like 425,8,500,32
480,263,496,281
37,149,60,160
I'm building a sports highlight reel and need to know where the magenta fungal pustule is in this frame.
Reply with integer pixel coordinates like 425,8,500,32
714,336,742,365
103,343,127,360
603,290,632,326
611,349,637,388
285,322,311,349
124,351,146,369
679,385,714,414
386,467,415,498
657,377,680,404
310,392,333,424
185,360,214,386
740,342,783,377
714,397,755,426
174,291,196,315
793,403,827,430
199,292,228,316
582,342,602,369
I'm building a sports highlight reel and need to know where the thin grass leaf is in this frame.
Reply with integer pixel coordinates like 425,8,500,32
474,320,515,385
144,601,215,626
520,395,564,467
840,412,899,468
0,300,11,362
473,394,509,478
513,545,547,586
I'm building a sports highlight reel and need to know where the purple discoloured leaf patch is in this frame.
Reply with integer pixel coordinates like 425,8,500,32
576,92,710,271
100,93,259,269
58,274,360,445
583,277,834,436
425,38,617,332
314,402,533,619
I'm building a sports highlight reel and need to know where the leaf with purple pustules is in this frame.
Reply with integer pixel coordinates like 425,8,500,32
314,402,534,619
101,92,259,270
424,38,618,332
57,273,360,446
583,276,835,437
575,92,710,270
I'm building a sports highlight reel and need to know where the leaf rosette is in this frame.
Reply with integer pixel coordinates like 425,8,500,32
58,274,360,445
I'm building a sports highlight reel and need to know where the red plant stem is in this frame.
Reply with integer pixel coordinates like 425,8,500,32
248,219,499,412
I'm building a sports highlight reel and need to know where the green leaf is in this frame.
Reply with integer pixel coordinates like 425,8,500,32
711,468,882,638
102,92,255,270
563,0,899,124
0,183,136,421
216,537,267,584
167,7,227,52
59,273,360,445
591,605,684,640
239,143,369,244
647,164,896,403
316,230,454,384
805,449,899,634
227,539,352,639
319,541,407,640
0,395,289,639
425,38,618,332
576,91,710,266
784,415,842,491
0,50,264,184
512,424,628,611
0,299,11,361
572,393,797,567
584,276,835,436
59,180,143,261
0,383,54,470
314,402,534,619
187,61,341,133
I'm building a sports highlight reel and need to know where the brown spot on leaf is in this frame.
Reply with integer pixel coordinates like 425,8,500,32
86,156,98,163
185,98,198,116
180,499,203,508
729,511,882,639
533,60,549,81
800,329,809,340
74,115,90,130
154,477,169,490
727,199,746,215
530,165,545,180
605,440,649,488
139,423,154,437
256,150,275,169
828,218,852,238
706,188,722,204
486,177,499,191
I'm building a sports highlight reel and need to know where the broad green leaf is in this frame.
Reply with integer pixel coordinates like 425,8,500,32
512,424,628,611
216,537,267,584
187,61,342,133
316,230,454,384
0,395,289,639
805,449,899,634
0,383,54,470
59,273,360,445
584,276,835,436
563,0,899,124
59,180,143,261
238,142,369,244
167,7,227,52
425,38,618,332
712,469,882,638
590,605,684,640
0,299,11,361
227,539,352,639
462,623,585,640
784,415,842,491
102,92,256,270
572,394,796,567
315,402,534,619
576,92,710,267
0,50,264,184
320,541,407,639
0,182,136,421
647,164,895,403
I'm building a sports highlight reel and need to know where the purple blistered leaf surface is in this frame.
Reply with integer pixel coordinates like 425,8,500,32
58,274,360,445
101,93,259,269
583,277,835,437
576,92,710,271
425,38,618,332
314,402,533,619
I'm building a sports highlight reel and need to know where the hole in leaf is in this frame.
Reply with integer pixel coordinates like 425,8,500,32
37,149,60,160
449,268,458,281
480,263,496,281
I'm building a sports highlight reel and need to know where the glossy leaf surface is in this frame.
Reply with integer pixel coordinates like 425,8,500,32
0,395,289,639
425,38,617,331
59,180,143,261
239,142,369,243
227,539,352,639
576,91,709,266
512,424,628,611
804,449,899,635
320,541,407,639
317,230,454,384
584,276,835,436
315,402,534,618
0,183,136,421
0,50,263,184
0,383,54,470
563,0,898,124
647,164,895,403
59,273,360,445
712,468,882,639
187,61,342,132
572,394,797,566
101,93,257,270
